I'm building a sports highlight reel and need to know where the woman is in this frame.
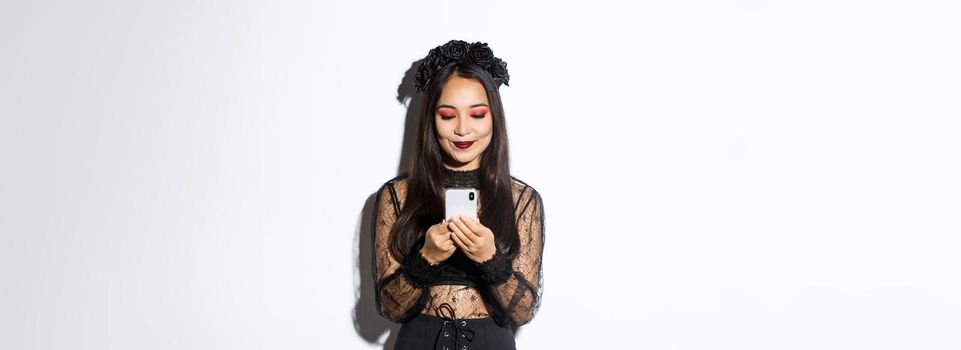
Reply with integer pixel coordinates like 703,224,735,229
371,40,545,350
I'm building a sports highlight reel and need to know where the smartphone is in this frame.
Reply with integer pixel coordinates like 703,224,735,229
445,188,478,221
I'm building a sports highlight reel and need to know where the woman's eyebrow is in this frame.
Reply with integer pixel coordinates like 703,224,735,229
436,103,490,111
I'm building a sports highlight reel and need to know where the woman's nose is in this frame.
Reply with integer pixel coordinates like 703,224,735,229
454,117,469,136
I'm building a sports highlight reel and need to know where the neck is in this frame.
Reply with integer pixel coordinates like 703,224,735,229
444,164,478,171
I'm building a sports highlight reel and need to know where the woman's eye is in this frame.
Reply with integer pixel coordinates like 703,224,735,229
440,115,455,120
471,114,486,119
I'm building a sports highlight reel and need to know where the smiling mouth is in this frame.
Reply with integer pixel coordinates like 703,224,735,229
453,141,474,149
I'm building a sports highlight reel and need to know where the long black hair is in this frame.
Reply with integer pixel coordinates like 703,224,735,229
389,61,519,263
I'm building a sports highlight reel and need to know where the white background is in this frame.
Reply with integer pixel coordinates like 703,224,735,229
2,0,960,349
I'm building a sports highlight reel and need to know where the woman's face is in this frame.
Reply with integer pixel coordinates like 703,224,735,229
434,75,493,171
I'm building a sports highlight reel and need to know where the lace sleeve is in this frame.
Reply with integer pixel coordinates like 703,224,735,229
476,187,545,327
371,180,441,323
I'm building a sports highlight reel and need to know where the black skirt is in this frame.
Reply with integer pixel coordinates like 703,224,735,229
394,310,516,350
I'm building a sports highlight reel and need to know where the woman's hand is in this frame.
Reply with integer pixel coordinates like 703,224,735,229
421,220,456,265
448,214,496,264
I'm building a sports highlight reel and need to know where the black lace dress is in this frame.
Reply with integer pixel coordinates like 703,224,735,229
371,168,544,348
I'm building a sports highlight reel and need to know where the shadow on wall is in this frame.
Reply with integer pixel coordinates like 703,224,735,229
351,59,424,350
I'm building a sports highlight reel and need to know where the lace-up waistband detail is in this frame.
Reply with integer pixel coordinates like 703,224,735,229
434,303,476,350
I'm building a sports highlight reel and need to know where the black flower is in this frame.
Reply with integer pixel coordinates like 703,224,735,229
414,63,433,92
487,58,510,86
441,40,469,60
420,48,442,72
467,42,494,66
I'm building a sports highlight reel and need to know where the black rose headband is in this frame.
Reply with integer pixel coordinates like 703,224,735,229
413,40,510,93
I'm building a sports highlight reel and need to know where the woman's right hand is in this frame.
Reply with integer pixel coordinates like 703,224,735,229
421,219,455,265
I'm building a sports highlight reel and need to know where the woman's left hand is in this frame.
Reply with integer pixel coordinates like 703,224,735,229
448,214,496,264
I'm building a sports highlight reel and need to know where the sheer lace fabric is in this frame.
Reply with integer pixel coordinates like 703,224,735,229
371,169,544,328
